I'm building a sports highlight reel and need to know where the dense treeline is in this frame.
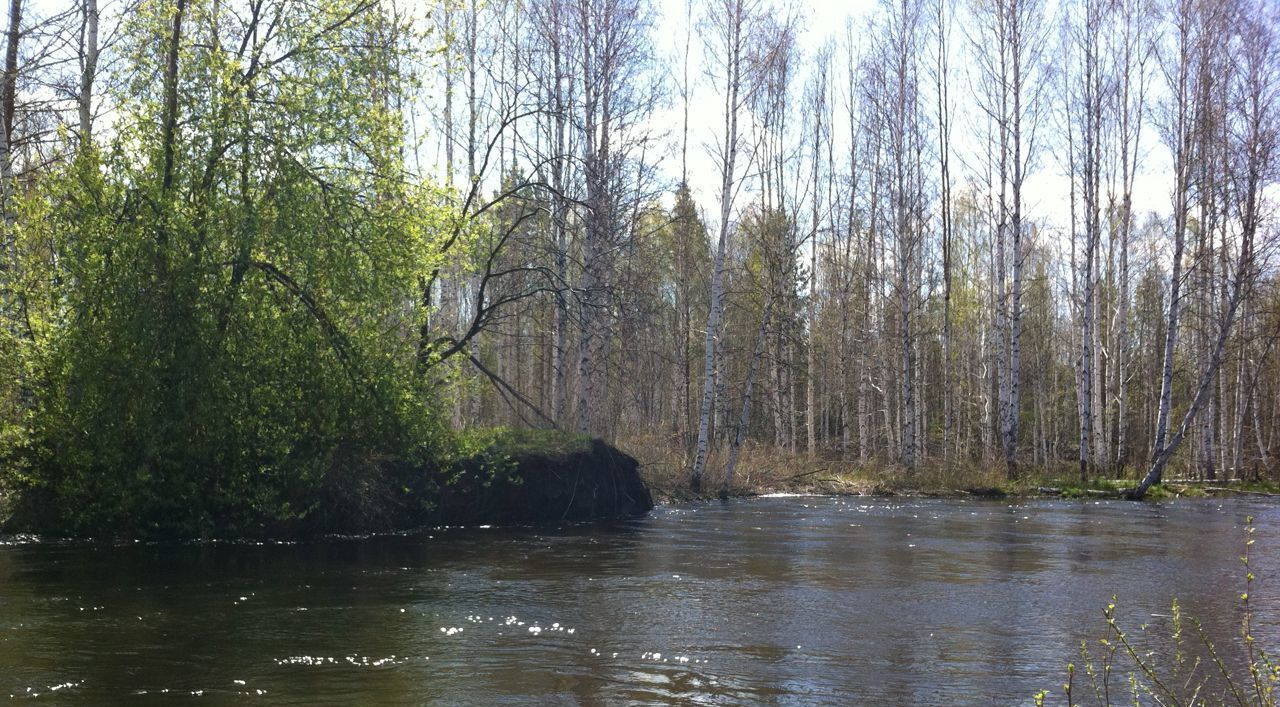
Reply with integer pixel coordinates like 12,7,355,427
0,0,1277,532
415,0,1279,494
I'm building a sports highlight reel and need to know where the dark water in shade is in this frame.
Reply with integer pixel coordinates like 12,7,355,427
2,497,1278,705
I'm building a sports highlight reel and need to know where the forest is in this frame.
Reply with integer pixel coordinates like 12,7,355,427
0,0,1277,533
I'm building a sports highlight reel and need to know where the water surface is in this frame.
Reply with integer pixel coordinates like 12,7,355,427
2,497,1278,703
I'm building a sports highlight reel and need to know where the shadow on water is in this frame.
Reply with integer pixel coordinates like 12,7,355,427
2,498,1278,703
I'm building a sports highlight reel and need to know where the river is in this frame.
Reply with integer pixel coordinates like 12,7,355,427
2,497,1278,704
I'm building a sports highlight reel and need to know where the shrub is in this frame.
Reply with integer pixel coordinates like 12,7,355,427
1043,517,1277,706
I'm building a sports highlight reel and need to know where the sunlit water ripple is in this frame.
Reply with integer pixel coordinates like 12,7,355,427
1,497,1277,704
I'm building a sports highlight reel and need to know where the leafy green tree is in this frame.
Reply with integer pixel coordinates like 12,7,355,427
5,0,459,535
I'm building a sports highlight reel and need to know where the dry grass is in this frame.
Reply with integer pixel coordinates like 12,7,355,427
614,433,1025,502
610,434,1262,502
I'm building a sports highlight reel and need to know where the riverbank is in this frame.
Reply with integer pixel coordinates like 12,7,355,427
423,430,652,527
5,428,1277,537
618,434,1280,503
0,430,652,539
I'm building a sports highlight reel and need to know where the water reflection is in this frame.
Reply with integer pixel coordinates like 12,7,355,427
2,498,1277,703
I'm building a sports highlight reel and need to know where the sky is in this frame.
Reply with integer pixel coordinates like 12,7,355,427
648,0,1176,252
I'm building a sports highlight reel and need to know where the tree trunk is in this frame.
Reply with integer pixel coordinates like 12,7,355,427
78,0,98,142
691,0,745,491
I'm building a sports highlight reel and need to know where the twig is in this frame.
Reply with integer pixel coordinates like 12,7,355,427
783,467,829,481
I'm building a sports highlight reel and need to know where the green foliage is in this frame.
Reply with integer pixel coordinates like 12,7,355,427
0,0,463,537
460,427,593,459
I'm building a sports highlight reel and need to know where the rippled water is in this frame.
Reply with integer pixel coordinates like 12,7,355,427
2,497,1278,704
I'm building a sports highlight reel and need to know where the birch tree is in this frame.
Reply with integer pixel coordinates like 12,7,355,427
970,0,1043,476
690,0,764,491
1132,0,1276,498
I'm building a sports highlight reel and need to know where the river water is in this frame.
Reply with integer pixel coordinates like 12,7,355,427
2,497,1278,704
